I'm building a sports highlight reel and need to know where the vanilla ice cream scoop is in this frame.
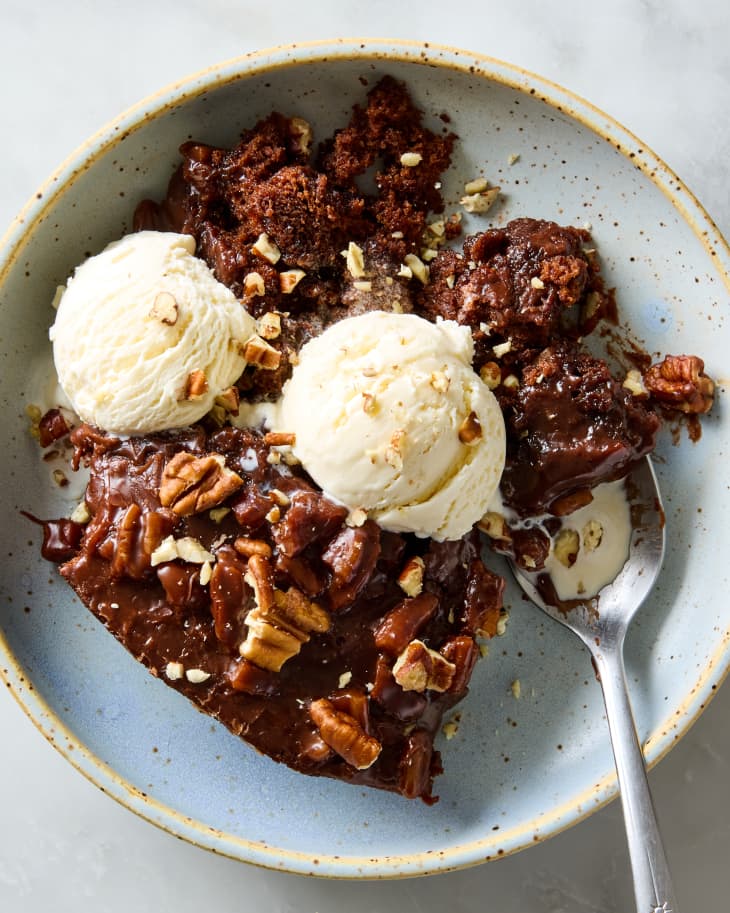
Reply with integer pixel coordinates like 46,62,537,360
50,231,257,434
276,311,506,540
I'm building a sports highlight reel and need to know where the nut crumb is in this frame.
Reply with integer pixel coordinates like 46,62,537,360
508,153,520,165
400,151,422,167
346,507,368,528
492,339,512,358
252,232,281,264
404,253,429,284
623,369,648,398
458,411,482,444
460,186,500,214
209,506,230,523
70,500,91,524
430,371,450,393
165,662,184,681
582,519,604,552
342,241,366,279
149,291,178,325
479,362,501,390
511,679,521,700
530,276,545,290
265,504,281,524
353,280,372,292
185,668,211,684
199,561,213,586
397,556,425,597
243,335,281,371
264,431,296,447
243,271,266,297
279,269,306,294
464,177,488,194
258,312,282,339
338,671,353,689
397,264,413,279
496,610,510,637
553,528,580,568
445,274,456,289
184,369,208,400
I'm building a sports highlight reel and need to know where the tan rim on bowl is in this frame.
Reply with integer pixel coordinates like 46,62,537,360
1,38,729,879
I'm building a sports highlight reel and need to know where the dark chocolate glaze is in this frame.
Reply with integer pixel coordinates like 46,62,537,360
57,425,503,801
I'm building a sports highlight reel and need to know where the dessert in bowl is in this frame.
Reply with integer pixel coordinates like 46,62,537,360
0,40,728,876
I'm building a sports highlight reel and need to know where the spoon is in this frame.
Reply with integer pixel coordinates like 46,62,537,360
510,456,677,913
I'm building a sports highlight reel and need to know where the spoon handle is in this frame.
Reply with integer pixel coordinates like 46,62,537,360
592,641,678,913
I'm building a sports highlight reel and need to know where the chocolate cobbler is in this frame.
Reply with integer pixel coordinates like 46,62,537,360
32,77,715,801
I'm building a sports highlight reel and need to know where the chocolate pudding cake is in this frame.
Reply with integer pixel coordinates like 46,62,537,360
32,76,715,801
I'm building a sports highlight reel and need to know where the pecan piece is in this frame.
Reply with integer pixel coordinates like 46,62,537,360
461,559,505,637
373,592,439,656
392,640,456,693
440,635,479,694
38,408,70,448
240,607,307,672
309,698,382,770
239,555,330,671
397,556,425,597
209,545,251,647
322,521,381,610
398,728,435,800
644,354,715,414
160,451,243,516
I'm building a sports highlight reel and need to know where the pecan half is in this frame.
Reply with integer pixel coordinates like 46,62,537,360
644,354,715,414
392,639,456,693
309,698,382,770
159,451,243,516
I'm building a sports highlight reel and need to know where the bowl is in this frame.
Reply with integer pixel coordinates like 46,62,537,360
1,39,729,878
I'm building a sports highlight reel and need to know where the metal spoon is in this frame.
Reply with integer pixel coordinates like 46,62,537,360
510,456,677,913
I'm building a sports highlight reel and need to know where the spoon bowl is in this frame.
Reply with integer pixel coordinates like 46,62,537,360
511,456,676,913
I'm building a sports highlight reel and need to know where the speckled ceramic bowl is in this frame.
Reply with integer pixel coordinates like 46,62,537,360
1,39,729,879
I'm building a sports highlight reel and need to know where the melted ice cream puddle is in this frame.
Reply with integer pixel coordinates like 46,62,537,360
543,479,632,600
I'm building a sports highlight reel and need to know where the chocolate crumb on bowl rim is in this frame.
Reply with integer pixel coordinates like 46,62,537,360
1,38,729,879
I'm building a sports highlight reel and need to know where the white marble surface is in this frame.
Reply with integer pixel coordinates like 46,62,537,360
1,1,729,910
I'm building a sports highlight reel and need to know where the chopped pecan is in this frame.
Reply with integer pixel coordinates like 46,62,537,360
328,688,371,733
644,354,715,414
38,408,70,448
275,553,326,598
239,555,330,670
209,545,252,647
309,698,382,770
184,369,208,400
244,335,281,370
440,635,479,694
160,451,243,516
240,607,307,671
398,728,435,800
511,527,551,573
243,553,276,613
321,520,381,610
227,657,279,696
397,556,425,597
370,654,427,721
373,592,439,655
110,504,175,580
272,489,348,557
270,587,331,636
458,411,483,444
392,640,456,693
233,536,272,558
461,559,505,637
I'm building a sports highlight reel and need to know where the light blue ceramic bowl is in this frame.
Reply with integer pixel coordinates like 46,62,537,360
1,39,729,878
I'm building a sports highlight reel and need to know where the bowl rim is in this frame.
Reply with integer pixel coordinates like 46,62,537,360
1,37,729,880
